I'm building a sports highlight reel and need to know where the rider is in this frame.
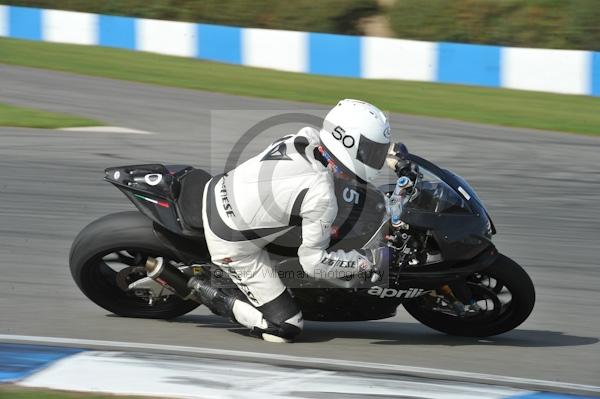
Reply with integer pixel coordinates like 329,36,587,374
192,99,401,342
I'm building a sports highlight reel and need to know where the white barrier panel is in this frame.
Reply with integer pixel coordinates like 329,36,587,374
0,5,7,37
242,28,307,73
42,9,97,45
501,47,591,95
136,18,196,57
362,37,436,82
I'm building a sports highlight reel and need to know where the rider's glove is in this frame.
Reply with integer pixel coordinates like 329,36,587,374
386,142,409,174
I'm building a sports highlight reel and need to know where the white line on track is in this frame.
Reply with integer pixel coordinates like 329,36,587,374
58,126,153,134
1,334,599,394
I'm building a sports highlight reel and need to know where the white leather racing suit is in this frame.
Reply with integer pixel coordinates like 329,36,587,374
201,127,372,338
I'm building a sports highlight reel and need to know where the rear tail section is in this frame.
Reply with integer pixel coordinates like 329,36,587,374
105,164,190,234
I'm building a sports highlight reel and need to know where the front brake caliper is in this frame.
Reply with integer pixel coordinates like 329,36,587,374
438,284,467,316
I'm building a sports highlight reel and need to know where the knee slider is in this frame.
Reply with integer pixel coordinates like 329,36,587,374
259,320,302,340
277,321,302,339
265,310,303,339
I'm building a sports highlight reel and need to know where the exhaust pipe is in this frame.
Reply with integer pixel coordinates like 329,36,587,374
145,257,194,300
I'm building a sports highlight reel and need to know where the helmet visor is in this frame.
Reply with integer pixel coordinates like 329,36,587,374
356,134,388,170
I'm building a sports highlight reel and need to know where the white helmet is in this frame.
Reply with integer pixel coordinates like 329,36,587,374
320,99,390,182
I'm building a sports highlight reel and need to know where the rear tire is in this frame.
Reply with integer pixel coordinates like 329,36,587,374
70,211,200,319
403,254,535,337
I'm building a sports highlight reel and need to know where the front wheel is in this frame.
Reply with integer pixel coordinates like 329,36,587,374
403,254,535,337
69,211,200,319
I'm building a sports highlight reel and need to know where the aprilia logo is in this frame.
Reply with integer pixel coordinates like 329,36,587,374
367,286,430,298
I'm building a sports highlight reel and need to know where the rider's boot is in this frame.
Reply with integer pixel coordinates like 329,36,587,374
187,277,299,343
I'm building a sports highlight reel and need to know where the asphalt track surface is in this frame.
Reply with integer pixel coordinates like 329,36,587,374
1,65,599,387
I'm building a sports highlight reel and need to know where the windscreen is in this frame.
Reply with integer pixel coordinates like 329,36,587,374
406,166,470,214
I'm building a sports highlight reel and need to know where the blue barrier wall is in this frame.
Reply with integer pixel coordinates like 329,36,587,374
8,6,41,41
197,24,241,64
98,15,135,50
437,43,501,88
309,33,361,78
592,52,600,97
0,5,598,97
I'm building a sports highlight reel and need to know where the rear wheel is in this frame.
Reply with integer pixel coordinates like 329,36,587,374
69,211,200,319
403,254,535,337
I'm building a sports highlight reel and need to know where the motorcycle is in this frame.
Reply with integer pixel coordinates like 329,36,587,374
70,151,535,337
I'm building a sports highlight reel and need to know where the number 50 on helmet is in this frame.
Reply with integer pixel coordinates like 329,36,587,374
320,99,391,183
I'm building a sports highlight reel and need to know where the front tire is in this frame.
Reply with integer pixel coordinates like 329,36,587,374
403,254,535,337
69,211,200,319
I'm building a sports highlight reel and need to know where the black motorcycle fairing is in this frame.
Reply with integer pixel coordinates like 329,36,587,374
401,210,492,262
105,164,210,238
105,164,180,233
393,244,498,280
282,244,498,322
381,154,495,263
403,154,493,226
446,169,497,235
153,223,210,264
291,287,400,321
329,177,388,250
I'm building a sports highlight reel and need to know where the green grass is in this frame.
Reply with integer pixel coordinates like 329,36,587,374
0,385,150,398
0,102,101,129
1,38,599,135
